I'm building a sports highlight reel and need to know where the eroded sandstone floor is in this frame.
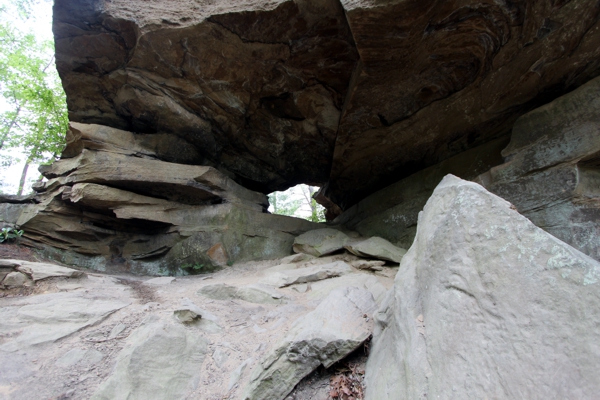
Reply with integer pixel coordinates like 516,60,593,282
0,252,394,400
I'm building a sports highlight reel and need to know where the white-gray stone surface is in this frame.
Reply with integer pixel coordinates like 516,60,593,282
365,175,600,399
11,260,86,281
243,286,377,400
91,316,208,400
0,292,129,352
260,261,353,288
344,236,407,263
292,228,349,257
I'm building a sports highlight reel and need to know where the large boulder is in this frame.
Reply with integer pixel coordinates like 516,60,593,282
477,75,600,261
0,259,86,281
52,0,600,210
243,286,377,400
292,228,349,257
344,236,406,264
365,175,600,399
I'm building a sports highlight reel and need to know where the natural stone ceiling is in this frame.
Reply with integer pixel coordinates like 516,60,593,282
53,0,600,211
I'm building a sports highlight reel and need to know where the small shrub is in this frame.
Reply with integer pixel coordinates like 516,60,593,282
181,263,205,273
0,227,24,243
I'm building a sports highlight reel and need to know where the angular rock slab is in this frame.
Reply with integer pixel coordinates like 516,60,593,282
292,228,349,257
2,271,33,288
243,287,377,400
306,273,389,306
0,292,129,352
197,283,286,304
260,261,353,288
91,316,208,400
175,299,220,325
365,175,600,399
4,260,86,281
344,237,407,263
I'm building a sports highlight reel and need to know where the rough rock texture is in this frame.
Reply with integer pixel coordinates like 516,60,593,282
0,259,85,281
53,0,358,192
365,175,600,399
326,0,600,209
197,283,287,304
292,228,349,257
260,260,354,287
0,292,129,352
344,237,406,264
0,260,85,289
52,0,600,211
243,286,377,400
2,271,33,288
332,76,600,263
13,122,323,275
0,255,394,399
332,137,508,249
91,316,208,400
5,0,597,279
477,75,600,261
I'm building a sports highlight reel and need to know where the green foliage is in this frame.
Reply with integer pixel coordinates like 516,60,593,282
268,185,326,223
181,262,205,273
0,0,68,194
268,191,302,217
0,226,24,243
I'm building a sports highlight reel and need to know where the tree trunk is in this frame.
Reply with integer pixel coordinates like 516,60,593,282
16,161,29,196
0,105,22,150
308,186,318,221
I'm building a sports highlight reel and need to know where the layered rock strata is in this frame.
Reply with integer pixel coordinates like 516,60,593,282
334,76,600,261
53,0,600,211
477,75,600,261
53,0,358,193
11,123,322,274
327,0,600,209
2,0,598,272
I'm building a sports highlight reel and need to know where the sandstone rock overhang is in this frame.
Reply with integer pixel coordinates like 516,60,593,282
53,0,600,211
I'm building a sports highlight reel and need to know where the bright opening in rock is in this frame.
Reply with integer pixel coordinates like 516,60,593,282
267,184,326,223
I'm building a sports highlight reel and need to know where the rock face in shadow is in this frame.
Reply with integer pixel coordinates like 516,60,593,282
53,0,357,193
477,75,600,261
6,0,598,275
13,123,322,275
330,76,600,262
326,0,600,209
365,175,600,399
53,0,600,210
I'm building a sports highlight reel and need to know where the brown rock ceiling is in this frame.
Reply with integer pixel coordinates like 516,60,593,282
53,0,600,211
